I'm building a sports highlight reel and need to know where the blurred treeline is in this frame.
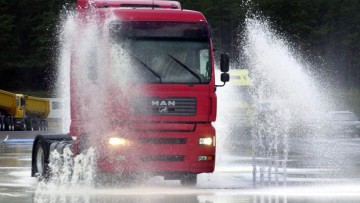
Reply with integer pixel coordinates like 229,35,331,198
0,0,359,96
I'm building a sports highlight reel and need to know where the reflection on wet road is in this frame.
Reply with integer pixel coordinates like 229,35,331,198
1,132,360,203
0,141,35,203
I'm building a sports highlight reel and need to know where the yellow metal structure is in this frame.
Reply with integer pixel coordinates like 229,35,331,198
228,69,254,128
25,96,50,119
0,90,24,119
229,69,253,87
0,89,50,131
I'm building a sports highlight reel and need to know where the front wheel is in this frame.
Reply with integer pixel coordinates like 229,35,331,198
5,117,14,131
32,138,51,180
33,119,40,131
44,120,48,131
180,173,197,186
9,117,15,131
27,119,34,131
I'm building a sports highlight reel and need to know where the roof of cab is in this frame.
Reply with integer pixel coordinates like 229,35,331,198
77,0,206,22
78,0,181,9
110,9,207,22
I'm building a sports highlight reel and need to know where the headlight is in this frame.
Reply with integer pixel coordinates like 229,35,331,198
199,137,215,146
108,137,127,146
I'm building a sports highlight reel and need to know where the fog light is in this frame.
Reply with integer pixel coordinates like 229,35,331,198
198,155,214,161
199,137,214,146
108,137,127,146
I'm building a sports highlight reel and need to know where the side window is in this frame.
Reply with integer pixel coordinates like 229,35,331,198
199,49,210,79
16,98,19,108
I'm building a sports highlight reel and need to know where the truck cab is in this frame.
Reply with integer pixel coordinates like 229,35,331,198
32,0,229,185
15,94,25,118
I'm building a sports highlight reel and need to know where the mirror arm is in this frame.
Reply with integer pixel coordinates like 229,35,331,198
215,82,226,87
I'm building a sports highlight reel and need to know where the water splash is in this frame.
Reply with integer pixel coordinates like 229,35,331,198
55,11,76,133
239,16,332,187
34,10,116,201
243,17,322,111
34,148,95,202
37,6,146,191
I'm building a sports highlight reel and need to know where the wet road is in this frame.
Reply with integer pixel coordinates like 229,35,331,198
1,131,360,203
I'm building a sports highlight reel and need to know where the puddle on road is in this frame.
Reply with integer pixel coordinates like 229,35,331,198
2,142,360,203
26,183,360,203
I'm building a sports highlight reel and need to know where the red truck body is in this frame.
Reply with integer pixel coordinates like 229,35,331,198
32,0,229,184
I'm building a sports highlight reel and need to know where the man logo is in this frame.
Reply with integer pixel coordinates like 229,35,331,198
159,107,168,113
152,100,176,106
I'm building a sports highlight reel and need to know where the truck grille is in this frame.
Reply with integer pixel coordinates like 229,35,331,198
137,138,186,144
131,97,196,116
129,122,196,132
141,155,184,162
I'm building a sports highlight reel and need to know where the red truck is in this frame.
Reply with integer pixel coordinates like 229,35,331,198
31,0,229,185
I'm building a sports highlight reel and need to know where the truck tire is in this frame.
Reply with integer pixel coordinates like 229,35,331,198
20,122,27,131
180,173,197,186
14,119,27,131
41,120,48,131
27,119,34,131
32,137,51,180
5,116,14,131
32,119,37,131
39,120,43,131
44,120,48,131
9,117,14,131
31,134,72,178
4,117,10,131
42,120,46,131
33,119,40,131
0,116,4,131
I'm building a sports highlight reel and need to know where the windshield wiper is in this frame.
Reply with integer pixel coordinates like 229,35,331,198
129,53,162,83
168,54,202,83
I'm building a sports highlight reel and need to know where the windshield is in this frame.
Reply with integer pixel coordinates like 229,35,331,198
109,21,211,84
16,97,20,108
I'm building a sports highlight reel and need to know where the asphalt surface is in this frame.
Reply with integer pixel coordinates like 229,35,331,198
1,130,360,203
0,131,56,142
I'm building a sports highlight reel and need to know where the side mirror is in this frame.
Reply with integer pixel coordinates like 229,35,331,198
21,97,26,106
221,72,230,83
220,53,229,73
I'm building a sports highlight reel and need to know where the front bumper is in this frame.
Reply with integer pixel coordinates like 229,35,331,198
96,123,216,174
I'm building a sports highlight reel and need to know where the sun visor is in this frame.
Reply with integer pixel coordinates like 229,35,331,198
110,21,210,40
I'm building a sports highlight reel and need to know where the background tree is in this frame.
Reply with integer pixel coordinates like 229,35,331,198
0,0,64,94
0,0,359,95
253,0,360,88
